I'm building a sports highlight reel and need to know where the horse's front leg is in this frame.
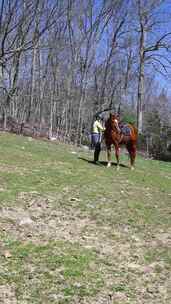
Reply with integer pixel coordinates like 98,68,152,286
114,144,120,170
106,146,112,167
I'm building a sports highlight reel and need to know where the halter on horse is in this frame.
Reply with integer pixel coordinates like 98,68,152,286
104,113,138,170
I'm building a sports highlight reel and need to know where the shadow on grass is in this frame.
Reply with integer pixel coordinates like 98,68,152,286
78,157,129,168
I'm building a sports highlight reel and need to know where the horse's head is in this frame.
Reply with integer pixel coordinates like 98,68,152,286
108,113,120,133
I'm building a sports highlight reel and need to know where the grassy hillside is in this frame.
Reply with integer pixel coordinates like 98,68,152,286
0,133,170,304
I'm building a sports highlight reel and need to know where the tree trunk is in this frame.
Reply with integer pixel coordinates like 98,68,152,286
27,44,37,122
137,21,145,134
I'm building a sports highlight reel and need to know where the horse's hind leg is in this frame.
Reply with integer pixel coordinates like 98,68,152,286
107,146,112,167
127,143,136,170
131,144,136,170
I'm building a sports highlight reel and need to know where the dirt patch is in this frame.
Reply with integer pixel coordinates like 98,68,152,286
0,285,17,304
1,191,171,304
0,164,28,174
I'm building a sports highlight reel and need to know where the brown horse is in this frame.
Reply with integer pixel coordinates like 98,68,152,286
104,113,138,170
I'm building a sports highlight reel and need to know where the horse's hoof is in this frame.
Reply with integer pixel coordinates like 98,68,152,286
130,166,135,171
107,163,111,168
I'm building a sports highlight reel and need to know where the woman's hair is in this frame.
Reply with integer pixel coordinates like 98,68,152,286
95,113,104,120
95,114,100,120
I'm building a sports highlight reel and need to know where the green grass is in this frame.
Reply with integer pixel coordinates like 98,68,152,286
0,132,171,303
0,238,103,302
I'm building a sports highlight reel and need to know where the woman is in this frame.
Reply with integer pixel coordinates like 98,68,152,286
91,115,105,163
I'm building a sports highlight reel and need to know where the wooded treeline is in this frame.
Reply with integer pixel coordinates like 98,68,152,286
0,0,171,157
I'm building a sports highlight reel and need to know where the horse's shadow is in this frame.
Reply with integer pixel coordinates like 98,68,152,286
78,157,128,168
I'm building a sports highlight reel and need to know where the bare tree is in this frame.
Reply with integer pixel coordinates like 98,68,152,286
135,0,171,133
0,0,65,128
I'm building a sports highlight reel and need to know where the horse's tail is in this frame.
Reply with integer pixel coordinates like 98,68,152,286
128,124,138,142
